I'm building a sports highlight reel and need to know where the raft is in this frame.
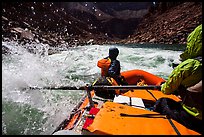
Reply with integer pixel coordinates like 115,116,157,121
52,69,200,135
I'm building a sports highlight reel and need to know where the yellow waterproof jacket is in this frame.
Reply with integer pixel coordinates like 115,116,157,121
161,59,202,119
180,24,202,61
161,58,202,94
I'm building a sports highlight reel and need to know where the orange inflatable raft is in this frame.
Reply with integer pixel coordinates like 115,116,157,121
52,69,200,135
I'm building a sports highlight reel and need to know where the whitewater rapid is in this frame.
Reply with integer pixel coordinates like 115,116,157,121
2,41,184,135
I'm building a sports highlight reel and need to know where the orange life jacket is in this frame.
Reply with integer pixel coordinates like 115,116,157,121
97,58,111,77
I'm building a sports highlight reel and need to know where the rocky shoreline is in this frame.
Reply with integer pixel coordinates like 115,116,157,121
2,2,202,55
119,2,202,45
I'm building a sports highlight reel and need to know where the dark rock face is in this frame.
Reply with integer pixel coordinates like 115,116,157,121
2,2,202,51
120,2,202,44
2,2,152,46
63,2,151,39
2,2,100,46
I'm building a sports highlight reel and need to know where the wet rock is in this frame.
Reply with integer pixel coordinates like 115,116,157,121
2,45,11,55
149,38,156,43
2,16,8,21
11,27,24,33
11,27,34,41
20,29,34,40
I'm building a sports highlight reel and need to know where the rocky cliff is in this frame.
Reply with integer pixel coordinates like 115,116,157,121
2,2,152,46
2,2,202,51
118,2,202,44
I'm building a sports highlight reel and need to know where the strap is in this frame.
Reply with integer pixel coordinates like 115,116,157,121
146,89,158,101
120,113,166,118
92,78,99,86
120,113,181,135
166,116,181,135
129,97,132,106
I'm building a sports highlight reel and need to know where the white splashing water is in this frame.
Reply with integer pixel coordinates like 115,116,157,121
2,41,183,135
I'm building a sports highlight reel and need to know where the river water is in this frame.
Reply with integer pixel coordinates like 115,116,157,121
2,41,185,135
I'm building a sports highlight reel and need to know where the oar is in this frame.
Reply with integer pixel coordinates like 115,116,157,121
25,85,161,91
92,85,161,90
24,85,161,109
26,86,85,90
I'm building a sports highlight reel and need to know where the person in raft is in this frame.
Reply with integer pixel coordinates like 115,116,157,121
96,46,128,86
154,24,202,134
93,47,128,99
